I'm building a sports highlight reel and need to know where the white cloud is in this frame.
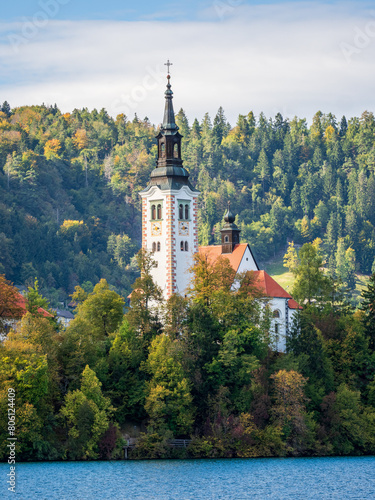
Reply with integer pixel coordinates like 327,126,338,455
0,2,374,125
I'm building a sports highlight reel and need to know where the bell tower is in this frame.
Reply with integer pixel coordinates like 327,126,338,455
221,203,241,254
139,63,199,300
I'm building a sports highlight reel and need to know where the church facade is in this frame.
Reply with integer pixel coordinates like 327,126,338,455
139,73,199,297
140,72,301,352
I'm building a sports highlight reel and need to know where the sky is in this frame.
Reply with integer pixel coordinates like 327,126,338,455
0,0,375,126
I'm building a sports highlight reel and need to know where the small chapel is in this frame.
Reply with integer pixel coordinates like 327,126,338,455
140,66,301,352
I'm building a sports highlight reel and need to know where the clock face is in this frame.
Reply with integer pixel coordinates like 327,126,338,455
179,221,189,236
151,221,162,236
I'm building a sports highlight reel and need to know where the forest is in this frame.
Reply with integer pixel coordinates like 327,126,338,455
0,100,375,460
0,246,375,460
0,101,375,303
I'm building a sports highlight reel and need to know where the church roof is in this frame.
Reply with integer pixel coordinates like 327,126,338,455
199,243,251,273
250,270,302,309
198,245,301,310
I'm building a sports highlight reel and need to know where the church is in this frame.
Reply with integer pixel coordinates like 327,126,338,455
139,68,301,352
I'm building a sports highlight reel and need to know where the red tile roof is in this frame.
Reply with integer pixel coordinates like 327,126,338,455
15,294,53,318
251,270,302,309
199,244,249,273
197,245,301,310
287,299,302,310
252,270,291,298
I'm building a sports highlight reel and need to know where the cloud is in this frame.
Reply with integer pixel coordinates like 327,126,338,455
0,2,374,125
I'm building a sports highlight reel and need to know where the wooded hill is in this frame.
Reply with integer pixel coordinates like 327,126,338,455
0,101,375,303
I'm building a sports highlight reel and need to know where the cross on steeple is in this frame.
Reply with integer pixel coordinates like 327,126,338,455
164,59,173,74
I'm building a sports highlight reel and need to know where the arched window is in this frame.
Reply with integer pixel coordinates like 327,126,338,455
151,205,156,220
161,143,165,157
174,143,179,158
157,204,162,220
185,204,189,220
179,204,183,219
185,241,189,251
180,241,184,251
224,235,229,243
152,242,156,253
157,242,161,252
273,310,280,319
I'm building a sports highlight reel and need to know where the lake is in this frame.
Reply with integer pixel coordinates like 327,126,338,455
1,456,375,499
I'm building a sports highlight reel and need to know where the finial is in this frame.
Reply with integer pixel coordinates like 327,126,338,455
224,202,235,224
164,59,173,75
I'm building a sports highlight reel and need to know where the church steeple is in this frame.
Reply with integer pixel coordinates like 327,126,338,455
221,203,241,254
148,62,197,191
162,75,178,131
155,73,183,169
139,62,200,300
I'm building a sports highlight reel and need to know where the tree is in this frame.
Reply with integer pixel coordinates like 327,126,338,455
44,139,61,160
187,253,235,308
107,233,136,268
16,312,61,399
0,331,51,460
126,249,163,341
270,370,311,450
105,320,148,424
26,278,52,317
292,241,333,306
60,280,124,389
255,148,270,192
0,275,23,335
212,107,230,144
319,384,368,455
283,242,299,273
60,365,114,459
71,279,124,338
144,334,194,436
361,273,375,351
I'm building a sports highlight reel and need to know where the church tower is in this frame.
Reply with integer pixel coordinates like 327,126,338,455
139,66,199,300
220,203,241,254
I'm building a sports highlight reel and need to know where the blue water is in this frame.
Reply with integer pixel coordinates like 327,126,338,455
1,456,375,499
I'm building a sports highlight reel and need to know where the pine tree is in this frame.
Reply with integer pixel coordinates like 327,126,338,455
361,273,375,351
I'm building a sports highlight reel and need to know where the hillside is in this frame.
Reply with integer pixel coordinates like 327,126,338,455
0,101,375,303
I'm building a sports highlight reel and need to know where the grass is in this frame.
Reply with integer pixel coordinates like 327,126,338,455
352,273,370,305
264,251,370,306
264,251,295,292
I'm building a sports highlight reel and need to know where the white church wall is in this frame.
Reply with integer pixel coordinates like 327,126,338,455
140,184,198,301
174,186,199,297
237,246,259,274
141,186,168,296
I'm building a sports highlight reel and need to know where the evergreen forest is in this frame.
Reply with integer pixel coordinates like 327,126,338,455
1,101,375,460
0,101,375,302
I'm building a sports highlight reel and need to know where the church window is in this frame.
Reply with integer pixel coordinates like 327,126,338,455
161,143,165,157
157,204,162,219
179,204,183,219
174,143,179,158
151,205,156,220
152,242,156,253
180,241,184,251
157,242,161,252
275,323,279,335
224,235,229,243
185,241,188,251
185,204,189,220
273,310,280,318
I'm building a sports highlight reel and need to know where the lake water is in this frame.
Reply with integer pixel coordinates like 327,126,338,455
1,456,375,499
